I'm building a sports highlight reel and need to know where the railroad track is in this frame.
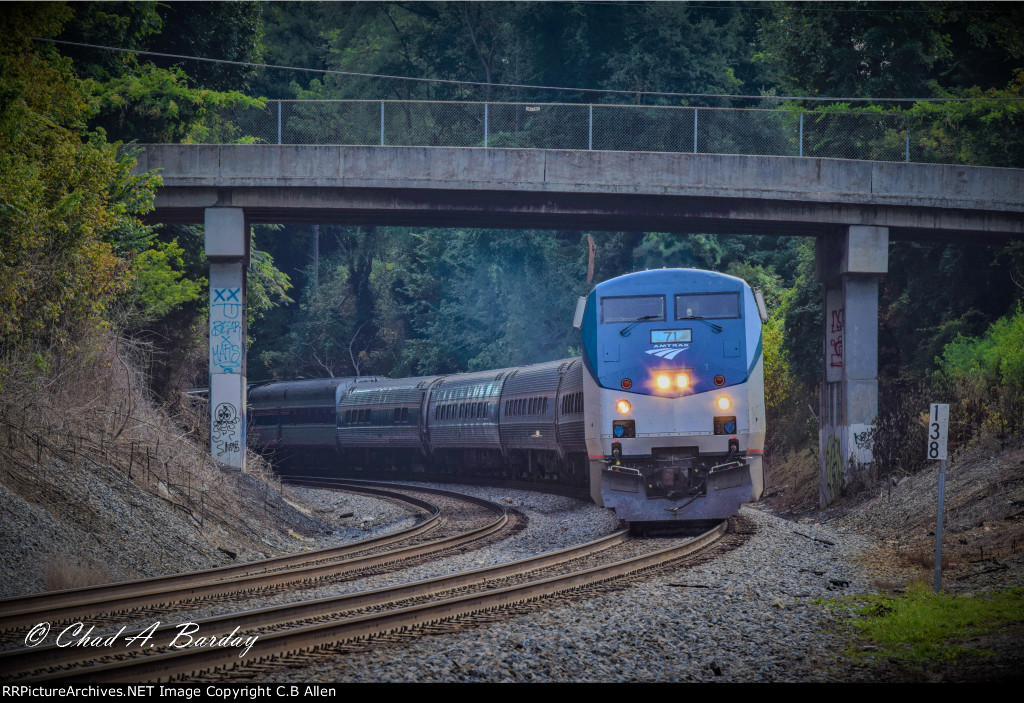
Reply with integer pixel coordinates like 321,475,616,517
5,514,738,683
0,482,508,634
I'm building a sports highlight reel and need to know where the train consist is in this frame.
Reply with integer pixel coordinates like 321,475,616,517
249,268,766,525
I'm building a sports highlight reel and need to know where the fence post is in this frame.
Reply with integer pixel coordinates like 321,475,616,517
589,104,593,150
693,108,698,154
484,103,489,147
380,101,385,146
277,101,282,145
905,117,910,163
799,111,804,157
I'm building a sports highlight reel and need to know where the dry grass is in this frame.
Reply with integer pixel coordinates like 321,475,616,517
763,447,819,514
0,330,307,555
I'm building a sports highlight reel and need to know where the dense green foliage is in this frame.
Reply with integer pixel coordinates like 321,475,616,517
126,239,203,324
272,2,771,103
0,5,157,360
0,2,286,400
938,303,1024,436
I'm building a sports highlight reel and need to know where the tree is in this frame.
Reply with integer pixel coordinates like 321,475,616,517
0,4,159,362
59,1,265,145
251,2,330,99
124,239,203,324
58,1,163,82
147,2,265,92
30,3,288,400
756,2,951,99
907,71,1024,168
780,241,822,387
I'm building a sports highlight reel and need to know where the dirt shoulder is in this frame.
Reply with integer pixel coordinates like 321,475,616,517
763,434,1024,682
833,436,1024,593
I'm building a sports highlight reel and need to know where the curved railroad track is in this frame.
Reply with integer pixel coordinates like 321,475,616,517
0,482,507,635
5,511,741,683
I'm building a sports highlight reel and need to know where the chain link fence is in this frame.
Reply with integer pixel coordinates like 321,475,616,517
213,99,932,163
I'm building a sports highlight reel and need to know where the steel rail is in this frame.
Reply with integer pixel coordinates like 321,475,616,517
0,483,506,631
28,521,726,683
282,473,590,502
0,484,438,623
1,528,630,677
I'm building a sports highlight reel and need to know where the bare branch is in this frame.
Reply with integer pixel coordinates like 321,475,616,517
306,343,335,378
462,2,492,98
1010,266,1024,292
348,319,371,377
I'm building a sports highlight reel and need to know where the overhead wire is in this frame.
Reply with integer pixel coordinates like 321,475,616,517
573,1,1014,12
33,37,1024,104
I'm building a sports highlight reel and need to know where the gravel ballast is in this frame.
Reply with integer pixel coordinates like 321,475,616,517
98,482,623,632
272,506,873,682
0,464,420,600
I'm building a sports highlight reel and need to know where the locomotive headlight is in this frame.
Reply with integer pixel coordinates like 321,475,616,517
615,399,631,415
655,375,671,390
676,373,690,389
716,396,732,411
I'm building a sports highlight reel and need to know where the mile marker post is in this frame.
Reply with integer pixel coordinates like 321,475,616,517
928,403,949,593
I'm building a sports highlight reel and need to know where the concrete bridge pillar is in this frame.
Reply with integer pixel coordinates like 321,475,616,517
816,225,888,505
205,208,248,470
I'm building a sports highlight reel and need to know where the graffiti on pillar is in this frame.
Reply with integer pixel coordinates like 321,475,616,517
210,287,242,373
850,423,874,464
824,433,843,501
212,286,242,317
211,320,242,370
825,290,843,383
212,402,241,457
829,307,844,369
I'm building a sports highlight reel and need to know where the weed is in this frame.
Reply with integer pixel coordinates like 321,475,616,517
828,582,1024,663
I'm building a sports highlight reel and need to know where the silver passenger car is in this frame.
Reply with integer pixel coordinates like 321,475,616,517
249,377,364,450
426,368,514,451
337,375,441,450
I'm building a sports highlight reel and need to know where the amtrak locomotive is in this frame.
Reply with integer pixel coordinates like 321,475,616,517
249,268,767,524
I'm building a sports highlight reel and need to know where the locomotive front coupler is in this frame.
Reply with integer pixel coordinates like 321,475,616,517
602,454,700,500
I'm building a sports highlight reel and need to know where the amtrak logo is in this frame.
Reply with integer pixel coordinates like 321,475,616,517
646,346,689,360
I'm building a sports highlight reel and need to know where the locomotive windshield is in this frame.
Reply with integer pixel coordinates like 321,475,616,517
601,295,665,323
674,292,741,320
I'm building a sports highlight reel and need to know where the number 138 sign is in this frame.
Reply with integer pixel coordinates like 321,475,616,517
928,404,949,461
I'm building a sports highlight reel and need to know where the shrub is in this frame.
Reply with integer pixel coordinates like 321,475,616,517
937,303,1024,438
764,289,816,460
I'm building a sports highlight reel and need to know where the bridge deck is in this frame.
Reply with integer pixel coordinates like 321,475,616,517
135,145,1024,242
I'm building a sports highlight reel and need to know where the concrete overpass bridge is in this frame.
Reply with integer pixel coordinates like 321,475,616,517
133,144,1024,505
